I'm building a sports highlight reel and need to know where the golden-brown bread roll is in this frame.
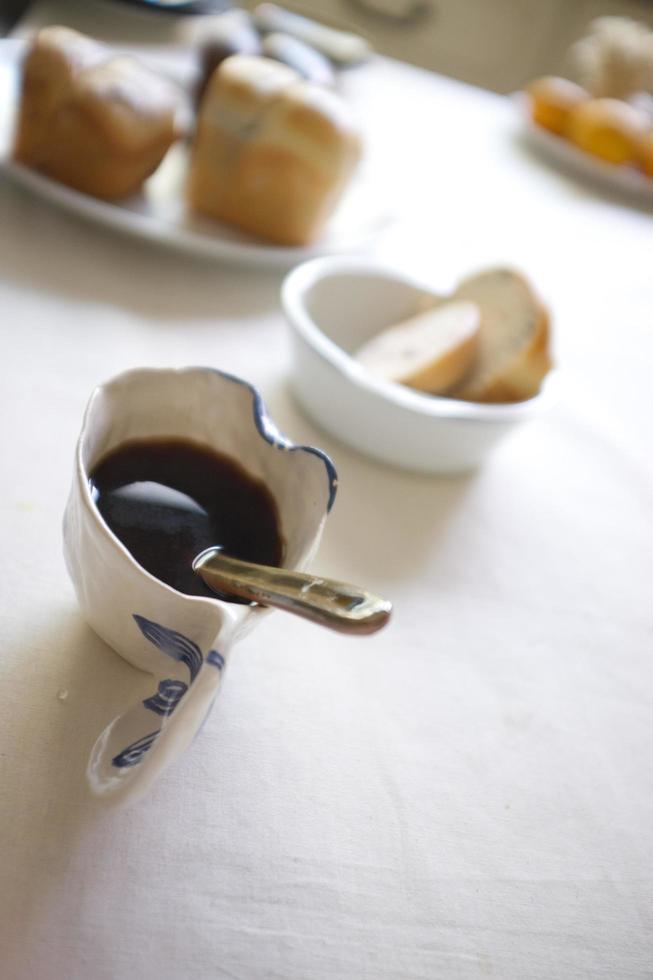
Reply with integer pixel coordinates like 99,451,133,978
566,97,648,165
14,26,183,199
526,76,588,136
187,54,362,245
638,129,653,177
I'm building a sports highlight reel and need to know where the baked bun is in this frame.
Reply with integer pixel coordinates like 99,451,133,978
566,97,648,164
14,26,183,199
569,16,653,100
639,129,653,177
354,301,480,394
187,54,362,244
526,76,588,136
449,269,552,403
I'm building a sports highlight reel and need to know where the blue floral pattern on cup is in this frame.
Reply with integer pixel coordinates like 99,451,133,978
112,731,160,769
143,678,189,717
133,614,203,681
207,649,225,670
111,617,225,770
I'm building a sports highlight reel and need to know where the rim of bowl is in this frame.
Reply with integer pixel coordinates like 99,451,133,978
282,256,558,423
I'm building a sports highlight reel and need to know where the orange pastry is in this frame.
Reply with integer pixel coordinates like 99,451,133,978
638,129,653,177
526,76,588,135
566,97,648,164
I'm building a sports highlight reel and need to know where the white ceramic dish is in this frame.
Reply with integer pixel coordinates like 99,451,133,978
282,257,557,474
515,92,653,206
64,367,337,805
0,39,389,269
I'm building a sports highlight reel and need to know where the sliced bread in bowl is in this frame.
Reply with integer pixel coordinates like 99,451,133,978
449,268,552,403
354,300,481,395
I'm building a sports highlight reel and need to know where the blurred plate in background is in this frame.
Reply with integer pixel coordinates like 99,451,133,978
0,38,391,269
515,92,653,207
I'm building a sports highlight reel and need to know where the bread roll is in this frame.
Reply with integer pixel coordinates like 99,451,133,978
526,76,588,136
566,97,648,165
448,269,552,403
354,301,480,395
569,16,653,100
638,129,653,177
14,26,183,199
187,55,362,244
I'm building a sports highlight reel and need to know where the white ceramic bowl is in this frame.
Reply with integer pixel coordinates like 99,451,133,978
282,257,557,473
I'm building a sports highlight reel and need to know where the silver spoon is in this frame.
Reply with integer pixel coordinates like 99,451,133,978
193,547,391,635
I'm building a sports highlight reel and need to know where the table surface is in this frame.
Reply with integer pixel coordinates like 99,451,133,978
1,10,653,980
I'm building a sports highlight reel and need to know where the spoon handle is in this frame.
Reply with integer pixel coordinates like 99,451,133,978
193,549,391,635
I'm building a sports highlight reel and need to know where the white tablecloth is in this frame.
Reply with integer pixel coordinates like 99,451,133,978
1,14,652,980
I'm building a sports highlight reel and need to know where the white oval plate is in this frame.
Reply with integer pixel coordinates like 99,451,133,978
0,39,390,269
515,92,653,206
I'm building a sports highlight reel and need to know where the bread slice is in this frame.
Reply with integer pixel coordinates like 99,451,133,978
354,300,480,394
449,268,552,403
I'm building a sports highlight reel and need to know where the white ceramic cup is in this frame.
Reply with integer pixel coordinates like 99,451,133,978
63,367,337,805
